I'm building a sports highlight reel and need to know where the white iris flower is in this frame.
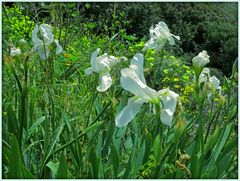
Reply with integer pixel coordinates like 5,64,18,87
142,21,180,52
10,47,21,56
192,50,210,70
199,68,221,91
115,53,179,127
209,76,221,90
32,24,63,60
85,48,122,92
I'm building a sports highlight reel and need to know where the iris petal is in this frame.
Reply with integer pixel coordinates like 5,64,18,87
32,25,42,48
108,55,121,68
91,48,100,71
142,38,155,51
39,24,54,45
130,53,146,84
115,97,145,127
121,68,158,102
192,50,210,68
158,88,179,126
85,67,94,75
55,40,63,54
37,45,49,60
97,71,112,92
209,76,220,90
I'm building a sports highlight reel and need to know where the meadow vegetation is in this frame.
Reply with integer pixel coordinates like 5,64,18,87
2,2,238,179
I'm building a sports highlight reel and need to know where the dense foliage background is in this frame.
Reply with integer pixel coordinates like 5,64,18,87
2,2,238,179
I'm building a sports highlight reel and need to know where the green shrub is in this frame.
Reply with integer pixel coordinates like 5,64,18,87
3,4,34,47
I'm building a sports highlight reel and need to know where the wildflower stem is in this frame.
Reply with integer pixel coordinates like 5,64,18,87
198,104,204,152
193,70,204,153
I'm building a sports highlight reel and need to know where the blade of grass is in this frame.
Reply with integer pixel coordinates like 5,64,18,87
110,143,119,178
52,121,103,156
56,152,68,179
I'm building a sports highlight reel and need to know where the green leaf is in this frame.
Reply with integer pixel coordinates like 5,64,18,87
8,134,23,178
98,157,104,178
86,22,97,29
208,165,217,178
61,63,80,80
46,161,59,177
153,134,161,162
218,136,237,161
173,118,186,143
27,116,45,139
190,138,203,179
3,145,10,167
216,151,233,178
89,146,99,178
203,126,221,154
113,126,127,155
123,145,134,178
133,139,145,176
52,121,104,156
223,77,230,91
62,112,72,131
56,152,68,179
123,135,139,178
186,141,196,156
84,121,104,133
228,105,237,120
42,120,65,167
22,164,35,178
190,152,202,178
110,143,119,177
102,123,115,158
231,58,237,76
7,105,18,136
96,131,103,157
143,132,152,164
85,3,91,9
212,123,232,161
123,34,137,41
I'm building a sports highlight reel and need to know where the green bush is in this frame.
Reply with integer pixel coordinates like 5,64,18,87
2,4,34,47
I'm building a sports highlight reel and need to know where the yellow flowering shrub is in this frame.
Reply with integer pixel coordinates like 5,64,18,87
161,54,195,106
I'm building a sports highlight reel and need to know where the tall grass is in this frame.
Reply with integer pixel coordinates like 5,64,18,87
2,3,238,179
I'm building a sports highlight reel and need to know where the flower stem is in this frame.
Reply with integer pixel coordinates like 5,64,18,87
194,73,204,152
154,103,162,149
198,104,204,152
152,50,162,89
